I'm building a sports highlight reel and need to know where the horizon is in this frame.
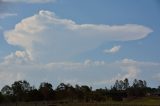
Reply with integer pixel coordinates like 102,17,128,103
0,0,160,89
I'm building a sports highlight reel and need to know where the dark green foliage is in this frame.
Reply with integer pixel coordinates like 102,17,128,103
11,80,31,101
0,92,4,103
1,85,13,96
127,79,147,97
0,78,160,103
91,88,107,101
109,87,127,101
39,82,54,100
26,88,43,101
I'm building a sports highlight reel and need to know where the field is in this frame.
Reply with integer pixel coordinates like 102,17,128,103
0,97,160,106
62,97,160,106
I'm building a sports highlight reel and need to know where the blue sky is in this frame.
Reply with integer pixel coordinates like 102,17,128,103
0,0,160,89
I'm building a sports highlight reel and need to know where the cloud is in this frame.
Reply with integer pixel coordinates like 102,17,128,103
2,0,57,3
2,50,33,65
0,10,157,88
0,71,24,86
45,59,105,71
4,10,153,62
57,78,84,85
0,62,26,86
0,58,160,88
93,59,141,85
104,45,121,54
0,13,17,19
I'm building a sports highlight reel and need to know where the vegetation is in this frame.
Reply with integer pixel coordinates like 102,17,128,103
0,78,160,104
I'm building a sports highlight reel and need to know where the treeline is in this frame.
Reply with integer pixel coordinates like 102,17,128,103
0,78,160,103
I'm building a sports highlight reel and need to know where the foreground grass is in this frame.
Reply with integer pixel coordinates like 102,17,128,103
62,97,160,106
123,97,160,105
0,97,160,106
62,103,160,106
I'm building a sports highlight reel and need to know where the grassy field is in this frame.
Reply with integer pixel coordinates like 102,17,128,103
62,103,160,106
62,97,160,106
47,97,160,106
0,97,160,106
122,97,160,105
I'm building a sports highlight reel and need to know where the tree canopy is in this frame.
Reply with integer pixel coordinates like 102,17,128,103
0,78,159,103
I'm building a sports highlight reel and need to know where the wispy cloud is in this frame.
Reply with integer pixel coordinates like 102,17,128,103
45,59,105,71
2,0,57,3
0,13,17,19
104,45,121,54
0,58,159,88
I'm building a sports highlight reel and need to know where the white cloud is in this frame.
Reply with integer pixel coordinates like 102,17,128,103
0,63,26,86
4,10,153,62
2,0,57,3
45,59,105,71
57,78,83,85
0,71,24,86
27,59,160,86
104,45,121,54
1,10,157,88
97,66,140,85
2,50,33,65
0,13,17,19
0,58,160,88
93,59,140,85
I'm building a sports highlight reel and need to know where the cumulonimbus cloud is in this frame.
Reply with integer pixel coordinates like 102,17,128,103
4,10,153,62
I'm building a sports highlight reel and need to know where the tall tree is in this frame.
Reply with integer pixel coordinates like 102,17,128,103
11,80,31,101
0,92,4,103
39,82,54,100
123,78,129,90
1,85,13,96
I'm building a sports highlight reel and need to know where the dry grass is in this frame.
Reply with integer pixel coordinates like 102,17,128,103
0,97,160,106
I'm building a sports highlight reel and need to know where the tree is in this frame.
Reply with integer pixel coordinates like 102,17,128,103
114,80,119,90
143,80,147,88
39,82,54,100
0,92,4,103
114,80,125,90
11,80,31,101
56,83,77,101
27,88,43,101
92,88,107,102
123,78,129,90
56,83,67,91
119,80,124,90
1,85,13,96
0,79,157,103
133,79,138,88
80,85,92,102
128,79,147,97
74,84,83,101
110,86,127,101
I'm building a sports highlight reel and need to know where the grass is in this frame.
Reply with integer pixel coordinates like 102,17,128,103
123,96,160,105
0,97,160,106
61,97,160,106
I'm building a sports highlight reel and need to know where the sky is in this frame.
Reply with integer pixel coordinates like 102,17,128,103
0,0,160,89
